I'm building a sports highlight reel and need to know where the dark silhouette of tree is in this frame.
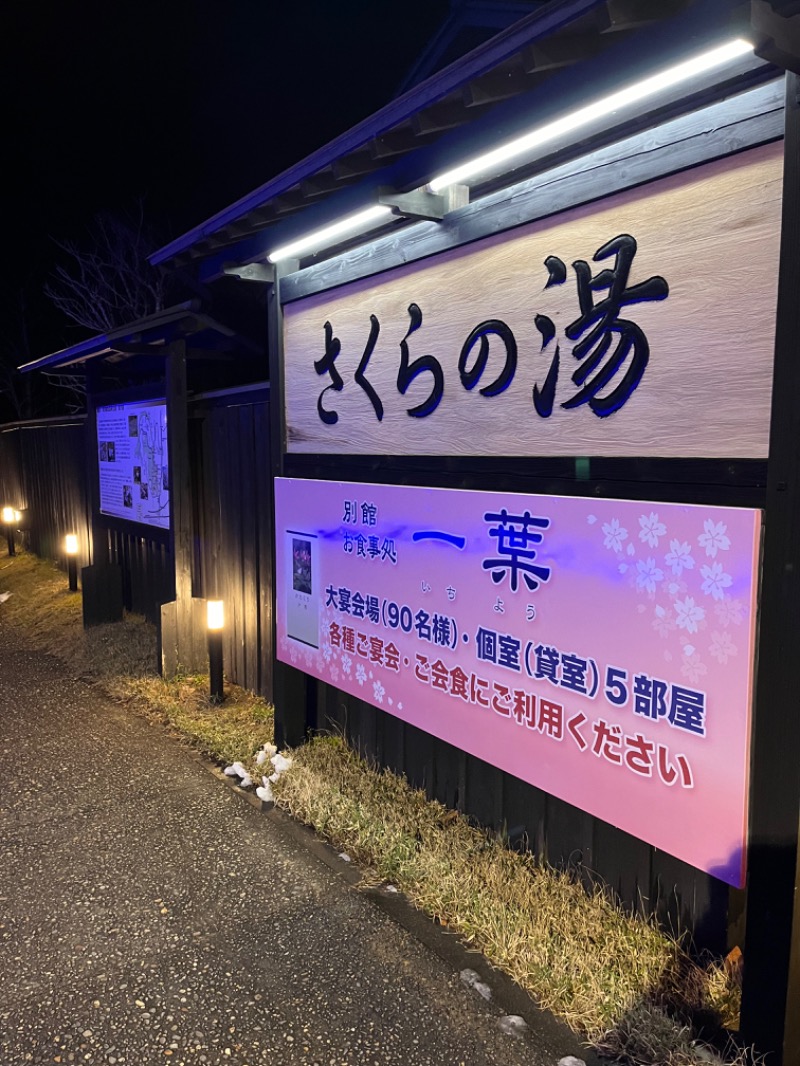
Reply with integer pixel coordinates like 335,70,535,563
45,200,168,332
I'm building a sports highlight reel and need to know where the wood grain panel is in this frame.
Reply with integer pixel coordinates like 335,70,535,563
284,141,782,459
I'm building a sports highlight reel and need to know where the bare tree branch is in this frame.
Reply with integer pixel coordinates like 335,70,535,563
44,200,169,332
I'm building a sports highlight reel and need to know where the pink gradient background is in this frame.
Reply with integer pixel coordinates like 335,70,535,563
275,477,761,887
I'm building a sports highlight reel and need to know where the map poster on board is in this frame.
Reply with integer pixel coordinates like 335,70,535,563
275,477,762,886
96,400,170,530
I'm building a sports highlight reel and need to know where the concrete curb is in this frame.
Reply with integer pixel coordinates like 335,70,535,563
202,754,608,1066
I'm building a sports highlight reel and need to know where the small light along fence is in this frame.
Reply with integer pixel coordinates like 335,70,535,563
2,507,19,557
64,534,79,592
207,599,225,704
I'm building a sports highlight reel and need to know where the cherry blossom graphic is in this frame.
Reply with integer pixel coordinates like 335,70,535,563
715,598,745,626
653,605,676,637
330,665,340,683
667,579,687,598
322,642,333,662
674,596,705,634
710,630,737,664
356,663,367,686
681,651,707,684
665,539,695,576
373,680,386,704
700,562,732,601
698,519,731,558
602,518,628,553
341,653,352,676
636,557,664,596
639,512,667,548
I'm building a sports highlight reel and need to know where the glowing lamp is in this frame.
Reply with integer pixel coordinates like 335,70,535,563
207,600,225,630
2,507,15,557
207,600,225,703
64,533,79,591
267,205,393,264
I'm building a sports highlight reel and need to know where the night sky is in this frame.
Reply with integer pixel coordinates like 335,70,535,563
3,1,451,366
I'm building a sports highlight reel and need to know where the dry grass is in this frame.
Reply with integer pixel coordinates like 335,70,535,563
0,548,273,763
124,674,273,765
1,546,750,1065
268,736,750,1065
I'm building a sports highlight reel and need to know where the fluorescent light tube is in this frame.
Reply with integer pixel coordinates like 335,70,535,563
268,205,394,263
430,38,754,192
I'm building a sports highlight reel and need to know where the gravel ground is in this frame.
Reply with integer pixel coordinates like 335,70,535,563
0,637,590,1066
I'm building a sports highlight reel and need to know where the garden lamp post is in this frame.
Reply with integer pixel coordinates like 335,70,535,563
2,507,16,557
207,600,225,704
65,534,79,592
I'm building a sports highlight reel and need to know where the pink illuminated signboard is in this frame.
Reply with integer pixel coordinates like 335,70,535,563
275,478,761,886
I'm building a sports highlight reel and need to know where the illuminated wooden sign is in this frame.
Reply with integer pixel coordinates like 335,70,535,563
283,141,781,459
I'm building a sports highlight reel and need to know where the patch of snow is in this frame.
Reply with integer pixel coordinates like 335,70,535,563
256,780,273,803
270,753,292,774
460,968,491,1001
497,1015,527,1038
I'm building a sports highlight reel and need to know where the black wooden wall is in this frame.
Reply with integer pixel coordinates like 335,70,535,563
0,417,91,564
190,388,273,699
0,388,274,701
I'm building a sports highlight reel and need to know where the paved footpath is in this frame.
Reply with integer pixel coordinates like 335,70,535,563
0,634,590,1066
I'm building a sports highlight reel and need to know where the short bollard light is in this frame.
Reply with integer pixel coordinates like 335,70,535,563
65,534,79,592
2,506,16,557
207,600,225,704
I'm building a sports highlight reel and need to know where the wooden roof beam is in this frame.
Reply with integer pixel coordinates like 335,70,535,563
522,31,607,72
601,0,691,33
332,150,379,180
369,124,435,160
413,96,476,135
463,62,547,106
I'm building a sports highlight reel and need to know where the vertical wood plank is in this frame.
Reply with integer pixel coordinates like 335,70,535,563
741,73,800,1064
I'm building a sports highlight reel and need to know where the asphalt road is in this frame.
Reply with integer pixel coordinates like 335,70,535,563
0,635,590,1066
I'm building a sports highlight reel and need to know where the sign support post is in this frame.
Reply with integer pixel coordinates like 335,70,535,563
740,72,800,1065
268,267,314,749
160,338,206,677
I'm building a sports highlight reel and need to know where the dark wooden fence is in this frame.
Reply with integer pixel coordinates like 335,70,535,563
191,386,273,698
0,416,90,564
0,385,273,700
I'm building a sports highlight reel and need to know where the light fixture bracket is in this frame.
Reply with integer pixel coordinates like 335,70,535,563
223,261,275,283
378,184,469,221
